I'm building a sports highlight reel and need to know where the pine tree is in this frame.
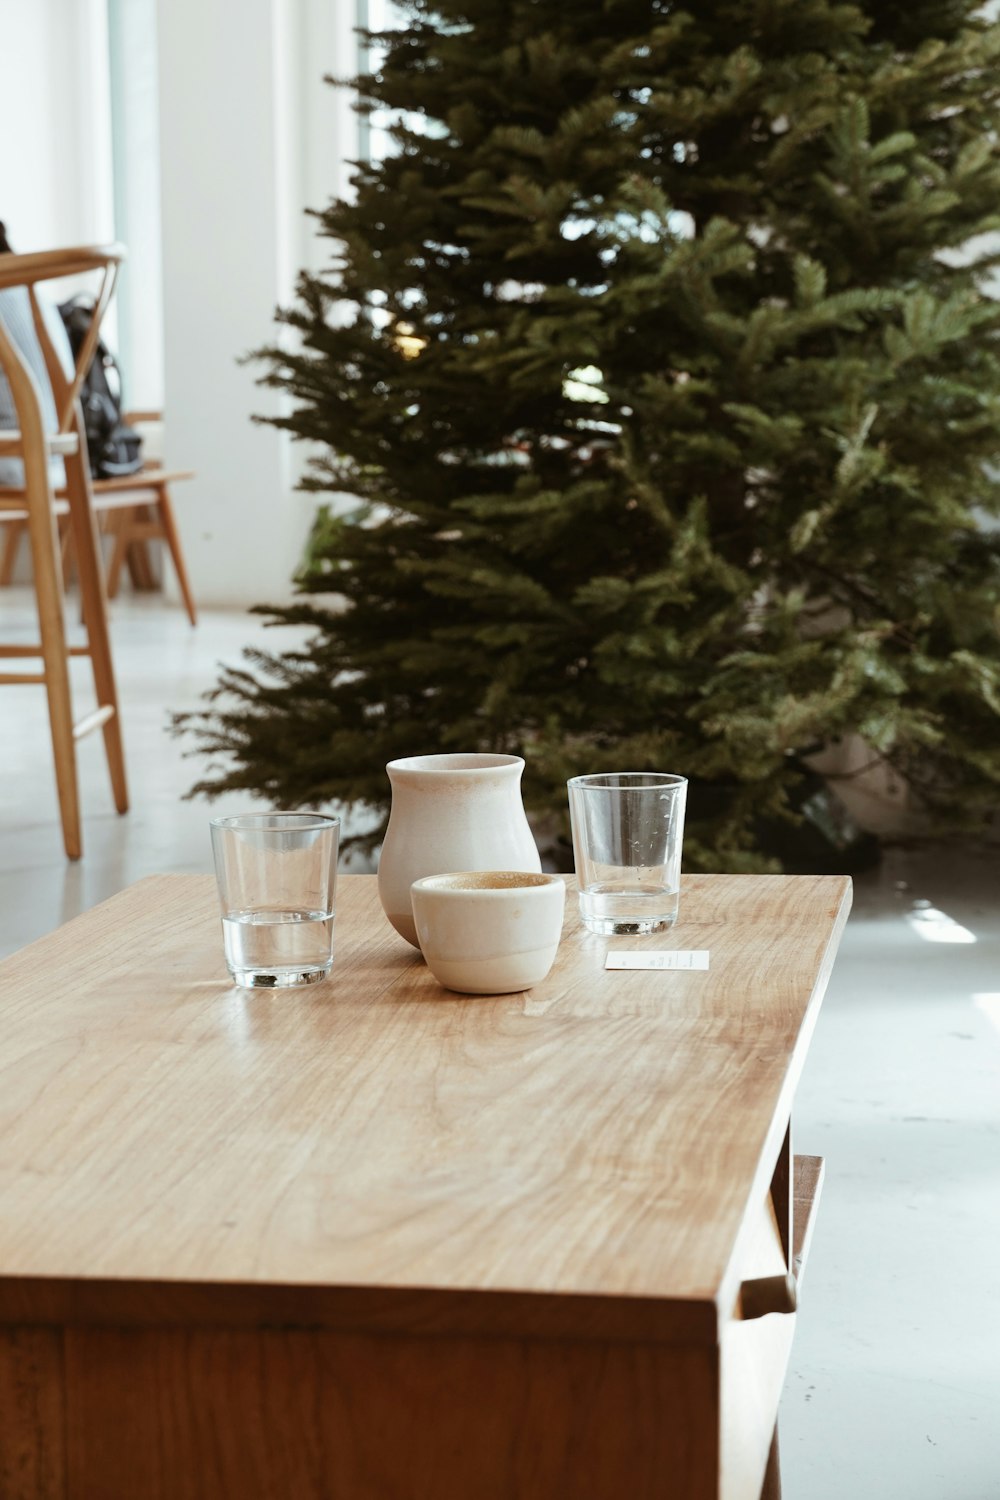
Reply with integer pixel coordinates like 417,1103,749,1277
179,0,1000,869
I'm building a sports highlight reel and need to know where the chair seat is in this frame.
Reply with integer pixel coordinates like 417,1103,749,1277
0,468,195,515
0,430,78,458
91,468,196,503
0,494,70,515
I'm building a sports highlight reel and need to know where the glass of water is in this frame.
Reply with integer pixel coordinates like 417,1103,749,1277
210,812,340,988
567,773,687,935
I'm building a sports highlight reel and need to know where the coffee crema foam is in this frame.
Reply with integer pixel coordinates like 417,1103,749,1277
419,872,556,892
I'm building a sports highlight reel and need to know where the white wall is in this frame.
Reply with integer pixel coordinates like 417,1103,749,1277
0,0,115,251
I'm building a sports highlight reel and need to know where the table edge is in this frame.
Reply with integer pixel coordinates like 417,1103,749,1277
0,1274,718,1349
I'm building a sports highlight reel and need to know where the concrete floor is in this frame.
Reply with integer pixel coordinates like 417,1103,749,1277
1,589,998,1497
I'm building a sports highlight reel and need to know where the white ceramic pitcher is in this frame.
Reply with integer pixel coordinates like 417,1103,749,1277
377,753,541,945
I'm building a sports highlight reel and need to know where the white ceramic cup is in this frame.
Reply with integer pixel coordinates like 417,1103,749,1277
410,871,566,995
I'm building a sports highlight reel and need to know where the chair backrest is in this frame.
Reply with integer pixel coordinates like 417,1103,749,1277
0,291,72,487
0,245,125,490
0,245,126,435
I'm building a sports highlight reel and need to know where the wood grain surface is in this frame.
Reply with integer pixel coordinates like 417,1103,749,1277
52,1326,717,1500
0,873,850,1343
0,1329,63,1500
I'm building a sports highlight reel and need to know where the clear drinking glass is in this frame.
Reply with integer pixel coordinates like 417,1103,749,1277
210,812,340,988
567,772,687,935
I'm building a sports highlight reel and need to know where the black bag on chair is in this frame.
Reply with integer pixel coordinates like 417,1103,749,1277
57,296,144,480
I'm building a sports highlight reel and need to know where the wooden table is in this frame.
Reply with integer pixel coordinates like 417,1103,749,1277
0,872,850,1500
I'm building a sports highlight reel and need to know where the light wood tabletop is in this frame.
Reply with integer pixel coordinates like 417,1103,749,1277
0,873,848,1326
0,871,851,1500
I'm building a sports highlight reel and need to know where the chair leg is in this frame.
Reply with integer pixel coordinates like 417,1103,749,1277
22,463,82,859
156,483,198,625
127,505,158,591
59,511,75,587
63,440,129,817
761,1424,782,1500
0,517,26,585
106,509,129,599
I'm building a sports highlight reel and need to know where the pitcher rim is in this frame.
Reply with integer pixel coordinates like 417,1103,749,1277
387,752,524,775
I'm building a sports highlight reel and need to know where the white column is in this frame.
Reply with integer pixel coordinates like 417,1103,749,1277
156,0,352,608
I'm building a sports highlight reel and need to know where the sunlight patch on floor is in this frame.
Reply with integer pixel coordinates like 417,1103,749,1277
905,899,977,944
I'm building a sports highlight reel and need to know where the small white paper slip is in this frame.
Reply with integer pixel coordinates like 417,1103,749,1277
605,950,710,971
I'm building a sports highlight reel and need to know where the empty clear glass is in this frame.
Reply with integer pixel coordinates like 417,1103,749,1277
567,773,687,935
210,812,340,988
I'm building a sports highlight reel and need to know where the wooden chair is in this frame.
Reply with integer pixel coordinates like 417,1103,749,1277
0,423,198,627
0,244,130,859
3,461,200,626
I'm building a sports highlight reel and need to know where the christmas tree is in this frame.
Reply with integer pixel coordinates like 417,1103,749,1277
179,0,1000,869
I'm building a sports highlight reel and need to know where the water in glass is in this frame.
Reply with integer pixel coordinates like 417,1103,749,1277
579,880,679,935
222,908,334,987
